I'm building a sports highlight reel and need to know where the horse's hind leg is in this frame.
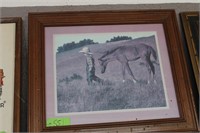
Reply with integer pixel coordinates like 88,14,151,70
146,57,156,84
147,65,152,84
141,55,155,84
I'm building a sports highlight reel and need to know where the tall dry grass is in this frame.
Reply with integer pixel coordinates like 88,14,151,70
57,73,166,113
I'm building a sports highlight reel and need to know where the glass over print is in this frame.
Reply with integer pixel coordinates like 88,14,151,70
45,24,179,125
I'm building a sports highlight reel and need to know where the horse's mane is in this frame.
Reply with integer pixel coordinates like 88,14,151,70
98,46,121,60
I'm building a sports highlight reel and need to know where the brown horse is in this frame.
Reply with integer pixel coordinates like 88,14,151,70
98,43,157,83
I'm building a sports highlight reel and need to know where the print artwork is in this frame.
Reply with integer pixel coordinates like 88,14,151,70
55,32,167,114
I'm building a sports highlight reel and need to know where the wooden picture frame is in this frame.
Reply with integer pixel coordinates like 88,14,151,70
180,12,199,92
28,10,198,132
0,17,22,132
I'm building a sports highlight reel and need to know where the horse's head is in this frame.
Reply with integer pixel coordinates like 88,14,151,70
98,59,107,74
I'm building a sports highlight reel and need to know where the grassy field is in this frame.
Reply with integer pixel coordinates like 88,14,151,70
57,76,166,113
56,36,167,113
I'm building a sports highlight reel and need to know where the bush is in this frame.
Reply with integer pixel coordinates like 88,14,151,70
57,39,98,53
106,36,132,43
58,73,83,85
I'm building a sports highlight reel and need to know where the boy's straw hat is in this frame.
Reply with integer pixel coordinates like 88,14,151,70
79,47,93,55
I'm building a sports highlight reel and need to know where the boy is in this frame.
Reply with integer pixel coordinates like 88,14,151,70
79,47,102,85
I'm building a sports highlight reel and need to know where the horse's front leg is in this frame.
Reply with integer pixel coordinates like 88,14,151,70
124,62,137,83
122,63,126,83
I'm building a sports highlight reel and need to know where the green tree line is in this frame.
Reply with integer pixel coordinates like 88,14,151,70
57,36,132,53
106,36,132,43
57,39,98,53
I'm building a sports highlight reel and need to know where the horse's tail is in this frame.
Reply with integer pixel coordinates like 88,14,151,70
149,46,157,61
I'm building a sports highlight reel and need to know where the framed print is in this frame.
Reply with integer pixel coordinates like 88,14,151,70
28,10,198,132
180,12,199,92
0,17,22,132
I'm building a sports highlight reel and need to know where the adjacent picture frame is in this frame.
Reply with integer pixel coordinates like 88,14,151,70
28,10,198,132
0,17,22,132
180,12,199,92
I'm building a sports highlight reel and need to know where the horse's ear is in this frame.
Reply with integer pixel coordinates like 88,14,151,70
98,58,103,64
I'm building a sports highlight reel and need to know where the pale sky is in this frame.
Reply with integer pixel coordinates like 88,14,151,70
54,31,156,48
